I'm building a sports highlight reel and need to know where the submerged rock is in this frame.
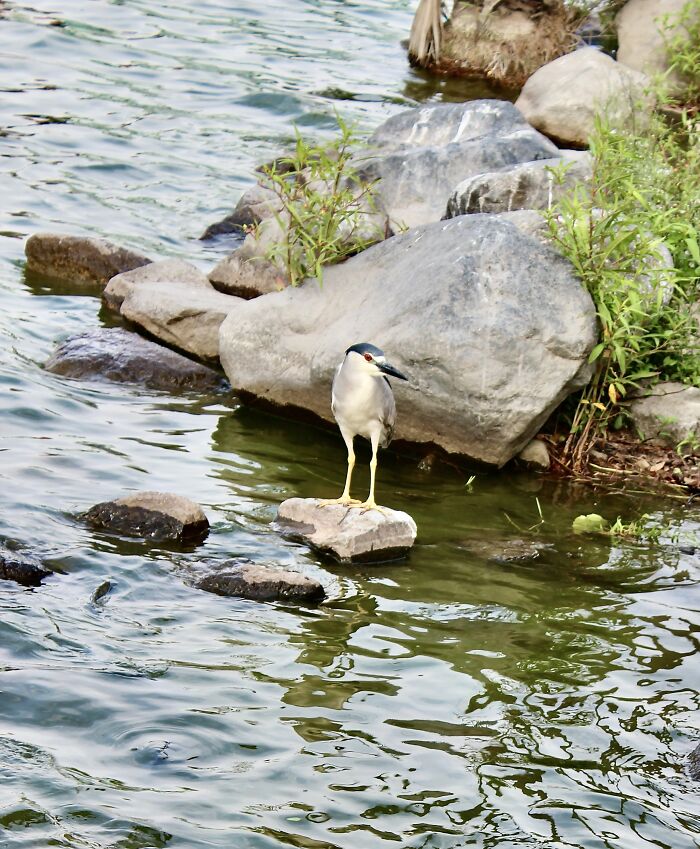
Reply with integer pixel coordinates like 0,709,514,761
515,47,650,147
45,328,226,393
84,491,209,542
629,383,700,453
360,100,559,228
103,259,210,311
25,232,151,286
445,152,592,217
219,214,597,467
458,535,552,563
0,546,53,587
689,742,700,780
120,281,242,360
276,498,417,564
197,560,325,603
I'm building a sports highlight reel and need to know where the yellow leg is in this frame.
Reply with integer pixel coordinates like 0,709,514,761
359,435,392,515
320,434,361,507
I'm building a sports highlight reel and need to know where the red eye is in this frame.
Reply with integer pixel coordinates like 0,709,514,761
364,353,373,362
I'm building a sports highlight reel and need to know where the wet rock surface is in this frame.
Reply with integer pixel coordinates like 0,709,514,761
445,152,592,217
84,491,209,542
201,183,281,239
25,232,151,286
360,100,559,228
45,328,226,392
219,214,597,466
275,498,417,564
120,281,242,360
515,47,650,147
103,259,210,311
0,546,53,587
689,742,700,780
197,560,325,603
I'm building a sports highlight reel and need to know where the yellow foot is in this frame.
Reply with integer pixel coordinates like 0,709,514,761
358,500,393,517
318,496,362,508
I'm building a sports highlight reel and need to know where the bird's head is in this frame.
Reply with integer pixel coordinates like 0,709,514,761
344,342,408,381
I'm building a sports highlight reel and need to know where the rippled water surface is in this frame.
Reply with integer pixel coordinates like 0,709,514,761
1,2,700,847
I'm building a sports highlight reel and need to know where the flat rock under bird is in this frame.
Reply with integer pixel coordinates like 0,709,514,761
324,342,408,512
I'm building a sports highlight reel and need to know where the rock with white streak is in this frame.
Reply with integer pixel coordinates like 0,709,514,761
515,47,651,147
104,259,210,311
276,498,417,564
120,281,242,360
25,232,151,286
445,152,592,217
358,100,560,228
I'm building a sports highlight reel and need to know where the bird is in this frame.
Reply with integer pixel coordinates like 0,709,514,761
323,342,408,512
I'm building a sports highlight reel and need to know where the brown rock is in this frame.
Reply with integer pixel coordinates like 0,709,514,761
0,546,53,587
197,560,325,603
25,232,151,286
84,491,209,542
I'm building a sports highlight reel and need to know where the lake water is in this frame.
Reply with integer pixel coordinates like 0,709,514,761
1,2,699,847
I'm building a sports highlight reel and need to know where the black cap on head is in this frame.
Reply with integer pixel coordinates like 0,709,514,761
345,342,384,358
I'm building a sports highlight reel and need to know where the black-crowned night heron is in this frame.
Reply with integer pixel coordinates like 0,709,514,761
324,342,408,511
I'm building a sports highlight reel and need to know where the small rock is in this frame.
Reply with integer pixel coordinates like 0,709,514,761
200,183,282,239
0,546,53,587
197,560,325,603
84,491,209,542
629,383,700,453
445,153,592,217
103,259,210,311
209,249,287,299
515,47,651,148
25,232,151,286
689,742,700,780
45,328,226,392
91,580,114,604
276,497,417,564
120,281,242,360
517,439,551,471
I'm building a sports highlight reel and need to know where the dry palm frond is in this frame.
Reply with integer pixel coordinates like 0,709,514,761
408,0,443,65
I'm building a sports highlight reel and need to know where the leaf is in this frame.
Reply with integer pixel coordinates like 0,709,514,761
573,514,608,534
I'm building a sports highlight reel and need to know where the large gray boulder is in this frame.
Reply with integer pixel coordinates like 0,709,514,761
103,259,210,311
200,183,281,239
515,47,651,147
629,382,700,453
358,100,560,228
219,215,598,466
45,328,226,393
616,0,694,96
445,152,592,217
25,233,151,286
276,498,417,564
84,491,209,542
120,281,242,360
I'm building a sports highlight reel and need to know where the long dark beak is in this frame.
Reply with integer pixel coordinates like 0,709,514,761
378,361,408,381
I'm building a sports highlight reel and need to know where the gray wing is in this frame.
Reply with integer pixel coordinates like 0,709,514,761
379,378,397,448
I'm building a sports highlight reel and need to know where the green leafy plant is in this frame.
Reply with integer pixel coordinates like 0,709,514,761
573,512,665,542
663,0,700,107
545,103,700,471
257,116,384,286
